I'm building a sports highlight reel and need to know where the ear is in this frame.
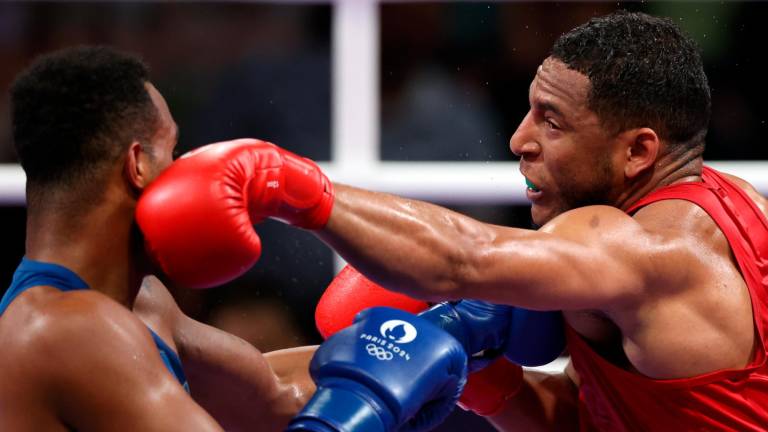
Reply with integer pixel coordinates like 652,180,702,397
621,127,660,180
125,141,150,191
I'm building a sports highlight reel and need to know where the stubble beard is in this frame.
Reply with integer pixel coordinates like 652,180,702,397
531,155,615,228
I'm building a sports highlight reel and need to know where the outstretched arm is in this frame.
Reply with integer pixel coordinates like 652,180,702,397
137,141,661,311
320,184,659,310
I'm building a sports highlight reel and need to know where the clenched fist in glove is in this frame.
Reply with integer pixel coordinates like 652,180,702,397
136,139,334,288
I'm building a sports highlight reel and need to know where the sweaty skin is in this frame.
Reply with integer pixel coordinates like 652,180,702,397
0,82,314,431
134,276,316,432
316,58,762,430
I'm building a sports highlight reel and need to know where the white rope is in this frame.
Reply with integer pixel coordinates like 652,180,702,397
322,160,768,204
0,165,25,205
2,161,767,206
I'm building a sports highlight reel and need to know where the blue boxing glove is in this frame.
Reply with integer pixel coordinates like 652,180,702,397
418,301,564,416
505,306,564,366
287,307,468,432
418,300,511,371
419,300,564,369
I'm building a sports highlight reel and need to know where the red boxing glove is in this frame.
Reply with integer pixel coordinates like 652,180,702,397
457,357,524,416
315,265,429,338
136,139,334,289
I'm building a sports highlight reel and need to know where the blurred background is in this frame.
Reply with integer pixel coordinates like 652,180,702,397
0,1,766,430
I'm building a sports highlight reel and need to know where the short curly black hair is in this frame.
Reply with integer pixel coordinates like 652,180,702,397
10,45,157,196
551,11,711,151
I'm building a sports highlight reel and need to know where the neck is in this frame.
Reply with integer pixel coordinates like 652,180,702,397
25,185,144,308
616,148,704,212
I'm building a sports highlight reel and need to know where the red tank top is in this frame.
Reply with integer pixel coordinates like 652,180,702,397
567,166,768,431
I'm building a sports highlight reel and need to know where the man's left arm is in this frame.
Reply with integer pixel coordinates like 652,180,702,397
177,318,316,432
321,185,662,311
134,276,316,432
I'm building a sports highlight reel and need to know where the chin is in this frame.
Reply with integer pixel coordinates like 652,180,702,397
530,205,550,228
530,203,567,228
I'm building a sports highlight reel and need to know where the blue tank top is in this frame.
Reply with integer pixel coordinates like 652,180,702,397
0,258,189,392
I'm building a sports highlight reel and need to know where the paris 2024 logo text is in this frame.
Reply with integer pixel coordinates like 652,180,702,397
360,319,418,361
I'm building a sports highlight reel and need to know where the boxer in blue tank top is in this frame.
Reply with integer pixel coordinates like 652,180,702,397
0,45,316,432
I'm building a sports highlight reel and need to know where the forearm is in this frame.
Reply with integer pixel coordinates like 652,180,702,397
176,317,311,431
263,346,317,407
487,370,579,432
323,188,647,310
320,184,500,302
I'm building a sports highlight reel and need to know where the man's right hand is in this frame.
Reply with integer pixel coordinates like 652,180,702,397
136,139,334,289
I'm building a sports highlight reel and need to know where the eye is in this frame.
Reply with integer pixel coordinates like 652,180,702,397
545,118,560,130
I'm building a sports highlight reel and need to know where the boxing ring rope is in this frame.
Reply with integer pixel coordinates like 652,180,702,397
4,161,768,206
0,0,766,375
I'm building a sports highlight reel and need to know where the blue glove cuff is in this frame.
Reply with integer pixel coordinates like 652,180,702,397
286,380,390,432
417,302,469,350
504,309,565,366
418,301,513,355
286,418,336,432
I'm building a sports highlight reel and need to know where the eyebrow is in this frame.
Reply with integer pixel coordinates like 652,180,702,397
533,101,565,119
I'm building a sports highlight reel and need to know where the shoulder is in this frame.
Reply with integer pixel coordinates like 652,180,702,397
721,172,768,217
544,202,704,249
540,205,656,253
8,289,160,381
41,288,147,339
541,205,698,293
542,205,638,236
4,287,145,344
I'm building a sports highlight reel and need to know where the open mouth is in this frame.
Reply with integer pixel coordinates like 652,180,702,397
525,178,541,192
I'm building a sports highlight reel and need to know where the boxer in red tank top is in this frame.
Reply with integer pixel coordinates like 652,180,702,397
568,166,768,431
238,11,768,431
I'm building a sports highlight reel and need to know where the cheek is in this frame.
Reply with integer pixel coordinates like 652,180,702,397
543,144,582,183
546,150,604,197
548,137,611,179
147,155,173,184
156,151,174,172
160,156,174,172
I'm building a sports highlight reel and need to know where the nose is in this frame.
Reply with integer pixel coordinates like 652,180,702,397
509,111,540,159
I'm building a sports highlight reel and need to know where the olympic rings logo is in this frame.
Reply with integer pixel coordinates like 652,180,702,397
365,343,394,361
